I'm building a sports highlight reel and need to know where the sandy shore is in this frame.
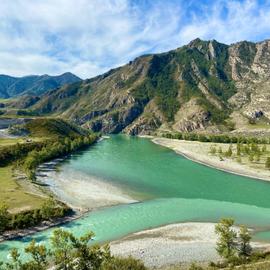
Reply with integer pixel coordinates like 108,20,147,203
152,138,270,182
36,162,136,211
110,223,219,268
111,222,270,269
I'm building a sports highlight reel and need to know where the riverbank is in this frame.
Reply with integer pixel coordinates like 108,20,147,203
110,222,270,269
3,134,270,268
36,160,136,211
152,138,270,182
0,210,83,243
110,222,219,268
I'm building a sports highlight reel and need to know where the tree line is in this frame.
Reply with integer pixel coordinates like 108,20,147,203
0,198,71,233
0,133,98,233
209,142,270,169
0,142,45,167
162,132,270,145
22,134,98,182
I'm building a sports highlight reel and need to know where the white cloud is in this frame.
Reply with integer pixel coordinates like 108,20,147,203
0,0,269,79
177,0,270,45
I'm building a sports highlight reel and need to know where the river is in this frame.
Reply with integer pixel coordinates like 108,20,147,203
1,135,270,262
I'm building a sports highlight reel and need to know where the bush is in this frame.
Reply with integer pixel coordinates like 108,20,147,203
101,256,147,270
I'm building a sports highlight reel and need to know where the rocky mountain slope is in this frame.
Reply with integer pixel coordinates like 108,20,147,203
0,72,81,98
28,38,270,135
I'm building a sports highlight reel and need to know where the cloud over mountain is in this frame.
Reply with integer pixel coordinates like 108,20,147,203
0,0,269,79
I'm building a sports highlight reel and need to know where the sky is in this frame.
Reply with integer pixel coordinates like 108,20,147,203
0,0,270,79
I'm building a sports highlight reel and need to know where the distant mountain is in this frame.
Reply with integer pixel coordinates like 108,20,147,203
0,72,82,98
18,38,270,135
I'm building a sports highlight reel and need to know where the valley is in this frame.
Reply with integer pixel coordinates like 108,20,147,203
1,38,270,270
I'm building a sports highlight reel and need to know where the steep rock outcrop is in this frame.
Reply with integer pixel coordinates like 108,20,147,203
23,38,270,135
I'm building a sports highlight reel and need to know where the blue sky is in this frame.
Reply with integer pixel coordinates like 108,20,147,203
0,0,270,79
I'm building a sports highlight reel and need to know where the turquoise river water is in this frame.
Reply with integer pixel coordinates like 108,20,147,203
1,135,270,262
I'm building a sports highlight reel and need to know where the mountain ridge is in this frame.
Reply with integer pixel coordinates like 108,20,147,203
4,38,270,135
0,72,82,98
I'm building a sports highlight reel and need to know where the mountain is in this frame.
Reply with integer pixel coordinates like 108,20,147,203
0,72,82,98
29,38,270,135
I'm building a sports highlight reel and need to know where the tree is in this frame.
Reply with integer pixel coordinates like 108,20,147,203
51,229,111,270
51,229,75,270
101,256,147,270
5,248,21,270
238,225,252,259
255,153,261,162
236,156,242,163
40,197,57,220
27,170,36,182
237,143,241,156
225,145,233,157
218,147,223,154
1,228,147,270
266,157,270,169
215,218,238,260
210,146,216,155
0,202,9,232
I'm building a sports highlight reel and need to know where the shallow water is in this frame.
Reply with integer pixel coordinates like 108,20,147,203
1,135,270,261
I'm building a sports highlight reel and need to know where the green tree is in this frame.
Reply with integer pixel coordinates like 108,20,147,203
101,256,147,270
237,143,241,156
236,156,242,163
5,248,21,270
40,197,57,220
210,146,216,155
51,229,75,270
255,153,261,162
218,147,223,154
225,145,233,158
71,231,110,270
266,157,270,169
215,218,238,260
0,202,9,232
0,228,147,270
238,225,252,259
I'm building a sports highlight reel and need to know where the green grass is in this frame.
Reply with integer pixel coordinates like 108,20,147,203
0,138,23,147
0,118,90,213
0,98,14,104
0,137,43,148
0,166,45,212
23,118,88,138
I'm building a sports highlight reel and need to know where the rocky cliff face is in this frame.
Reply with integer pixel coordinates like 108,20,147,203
31,38,270,135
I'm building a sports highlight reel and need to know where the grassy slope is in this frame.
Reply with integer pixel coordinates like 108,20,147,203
23,118,88,138
0,166,45,212
0,118,89,212
0,137,43,148
0,138,22,147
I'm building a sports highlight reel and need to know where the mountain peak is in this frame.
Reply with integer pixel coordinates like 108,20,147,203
0,72,82,98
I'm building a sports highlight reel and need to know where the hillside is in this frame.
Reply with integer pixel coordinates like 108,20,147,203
8,118,89,138
0,72,81,98
24,38,270,135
